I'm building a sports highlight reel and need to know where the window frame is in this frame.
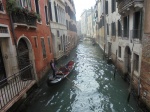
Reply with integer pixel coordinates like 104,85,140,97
0,0,5,14
41,37,47,59
34,0,42,23
134,53,139,72
118,46,121,58
33,36,38,48
48,37,52,53
45,5,49,25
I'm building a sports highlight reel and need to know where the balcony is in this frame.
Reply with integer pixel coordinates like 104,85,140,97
12,12,37,29
117,0,144,14
0,64,36,111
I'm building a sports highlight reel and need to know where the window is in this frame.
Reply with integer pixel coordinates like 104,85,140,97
35,0,40,22
111,0,116,13
134,54,139,72
118,46,121,58
118,20,122,37
111,22,116,36
16,0,31,11
57,30,59,37
41,38,46,58
48,38,51,53
0,0,4,12
107,24,109,35
66,20,68,30
133,11,142,40
34,37,38,48
48,1,53,21
45,5,49,25
105,1,108,15
54,2,58,22
123,16,129,38
58,44,61,51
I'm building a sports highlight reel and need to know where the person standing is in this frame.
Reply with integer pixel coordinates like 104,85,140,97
50,60,56,78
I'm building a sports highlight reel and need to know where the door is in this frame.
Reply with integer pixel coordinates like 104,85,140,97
18,39,32,80
0,46,7,85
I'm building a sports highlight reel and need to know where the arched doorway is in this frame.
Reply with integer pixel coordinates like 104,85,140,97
124,46,131,74
18,38,32,80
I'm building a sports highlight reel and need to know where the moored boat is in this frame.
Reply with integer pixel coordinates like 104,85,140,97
47,60,75,86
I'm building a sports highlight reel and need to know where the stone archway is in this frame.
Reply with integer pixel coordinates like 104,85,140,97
124,46,131,74
18,38,33,80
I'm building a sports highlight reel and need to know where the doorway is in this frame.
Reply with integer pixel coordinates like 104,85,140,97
18,38,32,80
0,45,7,85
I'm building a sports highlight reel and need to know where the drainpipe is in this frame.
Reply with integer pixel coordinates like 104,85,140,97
9,13,19,61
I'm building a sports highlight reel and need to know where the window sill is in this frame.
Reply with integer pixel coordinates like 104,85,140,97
0,10,6,14
37,21,42,25
118,57,123,62
134,70,139,77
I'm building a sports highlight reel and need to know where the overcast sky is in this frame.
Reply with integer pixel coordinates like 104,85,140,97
74,0,96,21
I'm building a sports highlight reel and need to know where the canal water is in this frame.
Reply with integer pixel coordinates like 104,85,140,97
23,41,142,112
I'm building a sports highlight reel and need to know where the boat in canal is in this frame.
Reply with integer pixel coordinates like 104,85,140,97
47,60,75,86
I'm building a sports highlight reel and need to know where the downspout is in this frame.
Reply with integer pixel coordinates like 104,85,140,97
9,13,19,62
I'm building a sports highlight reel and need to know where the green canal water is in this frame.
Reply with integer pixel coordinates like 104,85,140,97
24,41,142,112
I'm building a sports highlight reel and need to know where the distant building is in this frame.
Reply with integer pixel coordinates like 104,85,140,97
77,20,81,37
81,9,92,37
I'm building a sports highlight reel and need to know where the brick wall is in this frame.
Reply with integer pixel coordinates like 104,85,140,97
140,34,150,109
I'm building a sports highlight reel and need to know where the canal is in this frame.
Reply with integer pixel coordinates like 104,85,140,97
23,41,142,112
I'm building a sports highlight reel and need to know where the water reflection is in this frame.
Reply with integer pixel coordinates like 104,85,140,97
24,41,141,112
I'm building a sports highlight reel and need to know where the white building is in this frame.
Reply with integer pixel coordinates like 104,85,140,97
49,0,67,60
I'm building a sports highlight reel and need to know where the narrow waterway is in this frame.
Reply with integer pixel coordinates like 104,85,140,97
23,41,141,112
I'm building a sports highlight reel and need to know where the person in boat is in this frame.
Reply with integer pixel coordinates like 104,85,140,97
57,65,69,75
50,60,56,78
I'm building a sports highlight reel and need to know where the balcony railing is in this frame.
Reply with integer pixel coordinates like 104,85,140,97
12,12,37,28
0,26,8,34
117,0,144,14
0,64,35,110
130,29,142,43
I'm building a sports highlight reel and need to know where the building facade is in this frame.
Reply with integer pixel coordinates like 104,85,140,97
49,0,67,60
93,0,150,110
0,0,53,111
65,0,77,53
80,9,92,37
77,20,81,37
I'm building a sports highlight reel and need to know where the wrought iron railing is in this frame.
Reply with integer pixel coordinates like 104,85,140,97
12,12,37,27
0,26,8,33
0,64,35,110
117,0,144,13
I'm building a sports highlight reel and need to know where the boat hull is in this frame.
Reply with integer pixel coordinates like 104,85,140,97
47,60,75,87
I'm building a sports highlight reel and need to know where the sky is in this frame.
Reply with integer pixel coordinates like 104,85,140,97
74,0,96,21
